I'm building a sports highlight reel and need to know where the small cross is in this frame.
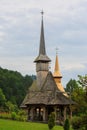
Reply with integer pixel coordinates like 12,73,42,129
56,48,59,55
41,10,44,17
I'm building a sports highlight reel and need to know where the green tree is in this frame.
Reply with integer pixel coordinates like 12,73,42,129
71,115,87,130
77,75,87,114
0,88,6,106
0,67,33,107
66,76,87,115
78,75,87,88
64,118,70,130
5,101,18,112
78,75,87,98
0,88,6,111
65,79,79,93
48,112,55,130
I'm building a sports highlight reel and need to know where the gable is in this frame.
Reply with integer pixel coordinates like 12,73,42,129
41,71,58,91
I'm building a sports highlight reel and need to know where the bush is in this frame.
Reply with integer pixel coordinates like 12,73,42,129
0,110,27,122
48,112,55,130
81,115,87,130
18,110,27,121
18,110,27,116
72,115,87,130
0,112,11,119
11,112,17,120
71,116,82,130
63,118,70,130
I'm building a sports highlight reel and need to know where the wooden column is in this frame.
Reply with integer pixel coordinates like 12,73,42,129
29,107,34,120
54,107,57,122
43,107,46,121
63,106,67,121
27,108,30,120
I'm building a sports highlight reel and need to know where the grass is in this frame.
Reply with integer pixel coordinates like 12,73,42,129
0,119,73,130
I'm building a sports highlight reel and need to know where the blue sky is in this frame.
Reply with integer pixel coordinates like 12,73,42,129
0,0,87,87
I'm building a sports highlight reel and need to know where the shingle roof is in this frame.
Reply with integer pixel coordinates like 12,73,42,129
34,54,51,62
21,72,74,107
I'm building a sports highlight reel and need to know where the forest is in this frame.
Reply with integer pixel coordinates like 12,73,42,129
0,67,87,129
0,67,35,111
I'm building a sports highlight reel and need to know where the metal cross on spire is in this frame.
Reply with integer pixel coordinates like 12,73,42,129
56,48,59,55
41,10,44,18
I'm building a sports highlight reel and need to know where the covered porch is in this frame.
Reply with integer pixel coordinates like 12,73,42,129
27,104,72,124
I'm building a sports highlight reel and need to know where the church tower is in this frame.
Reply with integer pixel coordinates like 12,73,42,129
34,11,51,88
21,12,74,122
53,51,65,93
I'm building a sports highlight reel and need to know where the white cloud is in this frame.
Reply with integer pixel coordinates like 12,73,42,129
62,63,85,71
62,30,87,40
0,56,36,75
0,31,6,41
0,0,87,85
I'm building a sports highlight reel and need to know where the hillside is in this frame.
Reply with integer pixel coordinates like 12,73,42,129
0,67,34,107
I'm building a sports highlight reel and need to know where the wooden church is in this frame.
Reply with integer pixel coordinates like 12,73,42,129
21,13,74,124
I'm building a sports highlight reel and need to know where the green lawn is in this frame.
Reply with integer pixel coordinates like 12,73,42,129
0,119,73,130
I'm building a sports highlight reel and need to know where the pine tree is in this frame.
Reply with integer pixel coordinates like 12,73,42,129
63,118,70,130
48,112,55,130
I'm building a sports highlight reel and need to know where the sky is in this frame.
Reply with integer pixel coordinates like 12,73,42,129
0,0,87,87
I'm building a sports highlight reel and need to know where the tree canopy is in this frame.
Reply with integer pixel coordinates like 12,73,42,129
0,67,33,108
66,75,87,115
0,88,6,106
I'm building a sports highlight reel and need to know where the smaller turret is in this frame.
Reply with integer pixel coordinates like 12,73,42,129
53,50,66,94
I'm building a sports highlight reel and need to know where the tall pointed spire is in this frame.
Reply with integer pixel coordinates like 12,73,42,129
39,10,46,55
34,11,51,62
